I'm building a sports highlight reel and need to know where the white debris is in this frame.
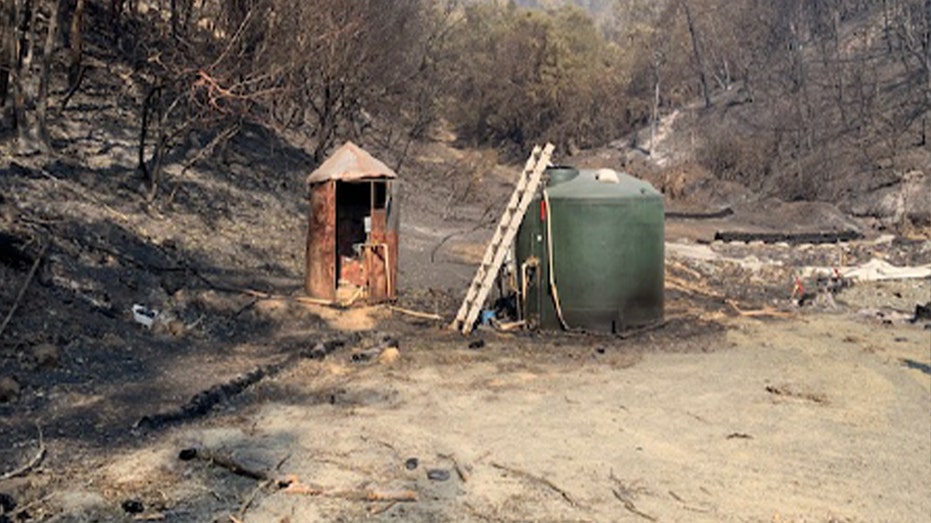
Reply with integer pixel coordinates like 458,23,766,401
803,259,931,281
132,304,159,329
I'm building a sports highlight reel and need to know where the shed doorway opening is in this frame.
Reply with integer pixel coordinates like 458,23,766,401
335,180,393,303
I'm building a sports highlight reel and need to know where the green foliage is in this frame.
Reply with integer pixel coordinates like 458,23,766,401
442,4,633,152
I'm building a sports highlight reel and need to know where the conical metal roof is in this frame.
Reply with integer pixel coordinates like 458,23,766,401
307,141,397,184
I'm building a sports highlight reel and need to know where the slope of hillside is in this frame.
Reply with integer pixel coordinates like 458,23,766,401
631,2,931,232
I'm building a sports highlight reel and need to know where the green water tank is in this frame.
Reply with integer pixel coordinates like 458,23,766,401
515,167,664,332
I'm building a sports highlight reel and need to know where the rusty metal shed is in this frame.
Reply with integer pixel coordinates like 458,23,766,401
305,142,399,305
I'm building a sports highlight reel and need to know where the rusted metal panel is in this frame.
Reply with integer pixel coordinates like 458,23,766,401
307,142,398,184
340,256,366,288
386,229,398,300
365,209,392,303
305,180,337,301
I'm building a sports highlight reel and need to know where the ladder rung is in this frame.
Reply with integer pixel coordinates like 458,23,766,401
452,143,554,334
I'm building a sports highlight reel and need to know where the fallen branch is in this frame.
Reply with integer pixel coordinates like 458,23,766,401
241,288,340,307
764,384,828,404
281,480,323,496
132,513,167,521
617,319,670,340
666,258,704,280
0,241,48,340
438,453,471,483
282,478,417,502
607,472,656,521
388,305,443,321
369,500,398,515
237,454,291,518
612,489,658,522
725,299,793,318
665,276,725,300
180,447,270,480
339,489,418,502
490,462,579,508
668,490,714,513
496,320,525,332
430,202,498,263
0,424,46,480
237,478,274,520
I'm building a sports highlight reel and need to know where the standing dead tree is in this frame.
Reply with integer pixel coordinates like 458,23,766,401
1,0,63,152
679,0,712,108
138,84,165,200
132,1,278,200
146,0,440,167
35,0,59,144
1,0,33,148
58,0,84,111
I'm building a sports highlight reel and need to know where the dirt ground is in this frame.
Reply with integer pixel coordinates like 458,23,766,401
3,295,928,523
2,22,931,522
172,310,928,523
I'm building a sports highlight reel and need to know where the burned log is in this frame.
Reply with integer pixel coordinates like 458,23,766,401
135,339,345,430
713,230,863,245
665,207,734,220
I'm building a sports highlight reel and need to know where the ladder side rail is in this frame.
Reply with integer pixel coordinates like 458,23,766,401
459,144,554,333
451,146,545,327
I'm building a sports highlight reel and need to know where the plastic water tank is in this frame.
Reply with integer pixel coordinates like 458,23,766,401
516,167,664,332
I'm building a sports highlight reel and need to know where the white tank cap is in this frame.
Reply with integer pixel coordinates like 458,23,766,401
595,168,619,183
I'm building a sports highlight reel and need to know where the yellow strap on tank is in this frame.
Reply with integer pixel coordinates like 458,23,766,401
543,189,571,330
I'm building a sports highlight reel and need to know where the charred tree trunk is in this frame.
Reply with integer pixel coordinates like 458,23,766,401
58,0,83,111
109,0,125,41
20,0,34,66
0,0,14,108
9,0,33,149
139,85,164,200
170,0,177,35
921,0,931,145
65,0,82,92
924,0,931,110
680,0,711,108
36,0,60,147
649,53,661,155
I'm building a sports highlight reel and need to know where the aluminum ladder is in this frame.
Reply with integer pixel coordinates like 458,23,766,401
451,143,554,334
